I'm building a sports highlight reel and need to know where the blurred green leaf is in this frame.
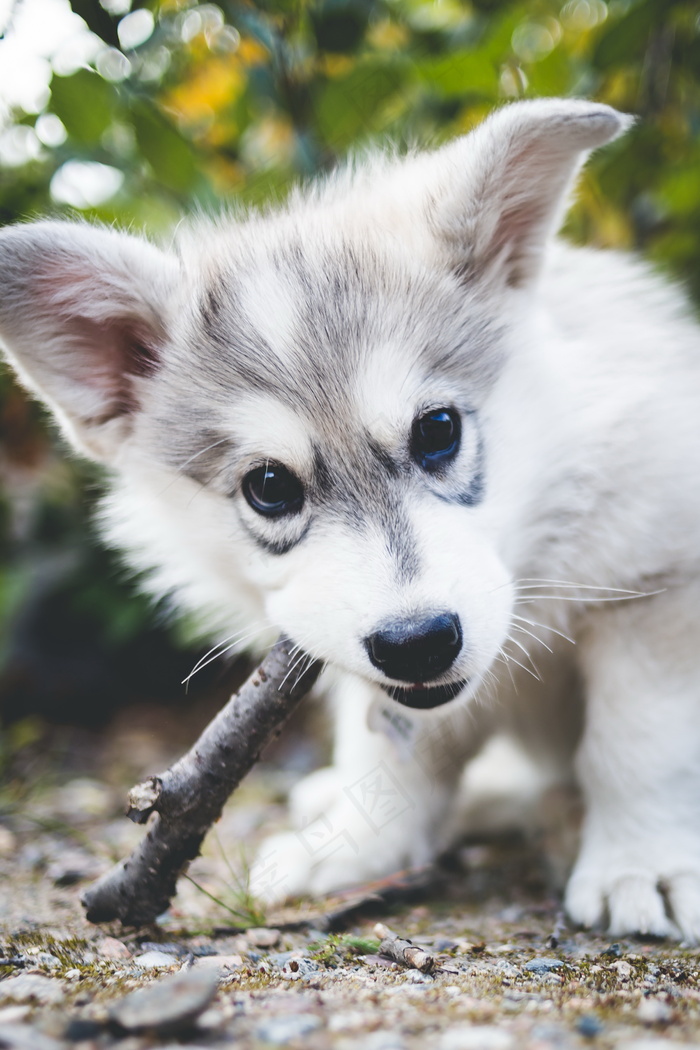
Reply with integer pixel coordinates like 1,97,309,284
315,58,409,146
413,51,497,97
68,0,120,48
525,47,575,96
49,69,117,145
128,99,199,194
311,0,373,53
593,2,656,69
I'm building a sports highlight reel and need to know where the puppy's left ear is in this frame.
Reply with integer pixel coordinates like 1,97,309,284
431,98,633,288
0,221,181,464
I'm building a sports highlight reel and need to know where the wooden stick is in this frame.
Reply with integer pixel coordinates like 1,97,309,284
82,637,321,927
374,922,436,973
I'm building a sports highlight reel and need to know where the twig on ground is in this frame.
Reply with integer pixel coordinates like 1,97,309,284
374,922,436,973
546,909,568,950
81,637,321,927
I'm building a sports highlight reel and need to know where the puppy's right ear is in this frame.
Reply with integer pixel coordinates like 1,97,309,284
427,99,632,289
0,221,181,464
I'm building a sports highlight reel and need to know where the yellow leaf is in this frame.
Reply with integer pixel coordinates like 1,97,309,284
163,55,246,126
366,19,410,52
238,38,270,65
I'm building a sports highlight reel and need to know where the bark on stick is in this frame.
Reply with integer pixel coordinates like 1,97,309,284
82,637,321,927
374,923,436,973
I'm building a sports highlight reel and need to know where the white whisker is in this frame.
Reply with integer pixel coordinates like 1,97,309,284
496,646,519,694
293,653,322,692
505,634,542,679
279,647,314,692
510,622,553,653
498,645,541,682
182,622,271,687
510,613,575,642
513,591,662,605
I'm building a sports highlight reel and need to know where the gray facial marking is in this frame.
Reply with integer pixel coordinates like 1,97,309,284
435,432,486,507
238,516,311,557
178,430,236,487
380,496,422,583
148,226,504,568
310,443,421,583
366,434,401,478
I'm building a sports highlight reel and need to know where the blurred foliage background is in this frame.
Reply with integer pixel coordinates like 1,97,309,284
0,0,698,737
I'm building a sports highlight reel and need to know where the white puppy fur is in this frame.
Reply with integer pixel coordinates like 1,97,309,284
1,98,699,941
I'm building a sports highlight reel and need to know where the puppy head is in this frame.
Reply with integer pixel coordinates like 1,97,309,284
0,100,630,705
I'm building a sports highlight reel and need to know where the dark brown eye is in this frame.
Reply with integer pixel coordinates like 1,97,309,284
411,408,461,471
243,463,304,517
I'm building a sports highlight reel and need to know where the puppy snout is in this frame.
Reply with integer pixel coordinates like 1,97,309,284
365,613,462,683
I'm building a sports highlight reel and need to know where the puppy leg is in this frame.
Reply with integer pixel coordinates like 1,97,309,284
251,674,488,903
566,585,700,942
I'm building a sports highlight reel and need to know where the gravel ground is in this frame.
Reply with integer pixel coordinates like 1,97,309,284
1,717,699,1050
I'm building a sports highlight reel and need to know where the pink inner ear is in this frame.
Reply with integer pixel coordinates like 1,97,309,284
492,196,552,288
65,314,162,425
454,133,582,290
489,139,570,288
34,257,165,425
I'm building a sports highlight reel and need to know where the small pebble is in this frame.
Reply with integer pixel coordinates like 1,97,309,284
97,937,132,960
193,954,242,973
637,997,673,1025
246,927,281,948
254,1013,323,1044
64,1018,105,1041
577,1014,604,1038
196,1005,235,1030
440,1025,514,1050
139,941,188,958
524,957,564,974
360,1034,407,1050
189,944,220,957
0,974,67,1005
267,951,299,967
0,827,17,855
0,1007,30,1024
109,967,219,1032
616,1040,684,1050
132,951,179,970
495,962,520,978
405,970,433,984
0,1023,66,1050
280,958,320,981
328,1010,368,1032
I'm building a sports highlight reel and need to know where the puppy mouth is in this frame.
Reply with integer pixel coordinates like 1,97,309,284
381,680,468,710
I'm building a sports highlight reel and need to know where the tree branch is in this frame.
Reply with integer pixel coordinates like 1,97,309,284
82,637,321,927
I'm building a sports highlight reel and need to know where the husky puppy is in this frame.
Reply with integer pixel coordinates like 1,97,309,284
1,99,699,941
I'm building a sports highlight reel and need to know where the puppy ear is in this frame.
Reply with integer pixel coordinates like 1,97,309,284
431,99,633,288
0,221,181,463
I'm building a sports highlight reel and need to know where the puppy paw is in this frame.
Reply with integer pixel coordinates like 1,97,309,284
249,817,404,906
565,861,700,943
248,830,319,905
250,774,432,905
288,766,344,826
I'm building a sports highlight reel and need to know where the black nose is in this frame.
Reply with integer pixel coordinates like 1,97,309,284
365,613,462,683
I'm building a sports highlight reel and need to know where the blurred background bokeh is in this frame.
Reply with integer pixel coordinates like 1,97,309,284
0,0,698,768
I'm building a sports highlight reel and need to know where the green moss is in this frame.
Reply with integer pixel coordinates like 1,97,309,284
308,933,381,967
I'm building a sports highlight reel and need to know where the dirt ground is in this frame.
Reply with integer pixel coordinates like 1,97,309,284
1,706,699,1050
